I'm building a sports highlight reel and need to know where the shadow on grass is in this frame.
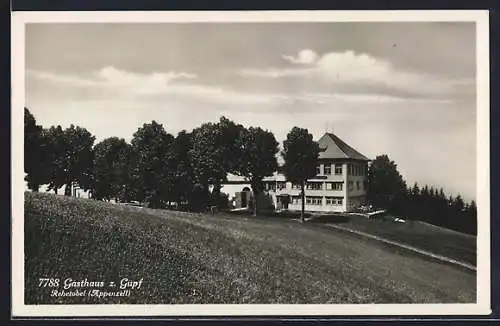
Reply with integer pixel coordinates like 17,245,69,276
308,214,351,224
222,209,351,224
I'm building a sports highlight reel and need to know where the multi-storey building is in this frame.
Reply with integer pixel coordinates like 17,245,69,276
231,132,370,213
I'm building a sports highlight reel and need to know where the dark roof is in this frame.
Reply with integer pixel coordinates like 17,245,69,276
317,133,370,161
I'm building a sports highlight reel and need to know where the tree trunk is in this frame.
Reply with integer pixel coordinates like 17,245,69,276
252,190,258,216
212,183,221,207
300,180,305,223
65,183,72,196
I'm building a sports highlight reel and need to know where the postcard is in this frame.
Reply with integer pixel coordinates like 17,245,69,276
11,10,491,317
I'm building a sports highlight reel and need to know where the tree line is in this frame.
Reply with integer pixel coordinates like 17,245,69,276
367,154,477,235
25,108,477,232
24,108,319,220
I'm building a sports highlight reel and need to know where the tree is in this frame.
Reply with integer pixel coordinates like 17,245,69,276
189,116,245,208
389,180,409,217
407,182,421,219
420,185,430,222
171,131,196,209
236,127,278,216
92,137,131,201
282,127,320,222
44,125,66,194
24,108,47,191
452,194,465,212
468,200,477,216
128,121,175,208
189,121,225,208
62,125,95,195
465,200,477,234
367,154,407,215
436,187,450,225
44,124,95,195
218,116,246,174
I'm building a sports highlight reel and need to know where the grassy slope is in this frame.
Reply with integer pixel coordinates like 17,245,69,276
309,214,476,266
25,192,476,304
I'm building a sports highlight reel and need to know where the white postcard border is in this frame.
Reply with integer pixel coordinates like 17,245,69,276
11,10,491,317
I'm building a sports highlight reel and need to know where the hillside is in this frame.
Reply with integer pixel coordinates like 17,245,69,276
25,192,476,304
308,214,476,267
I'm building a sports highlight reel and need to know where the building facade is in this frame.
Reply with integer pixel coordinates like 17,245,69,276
231,132,370,213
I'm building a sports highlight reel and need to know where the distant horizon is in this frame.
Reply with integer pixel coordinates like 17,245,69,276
25,22,477,201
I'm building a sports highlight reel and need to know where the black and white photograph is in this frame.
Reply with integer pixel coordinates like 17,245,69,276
11,10,490,317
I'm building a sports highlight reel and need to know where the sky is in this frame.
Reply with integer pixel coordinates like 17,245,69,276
25,22,477,201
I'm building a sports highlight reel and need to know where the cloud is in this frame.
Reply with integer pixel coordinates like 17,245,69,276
28,67,198,94
28,65,460,110
282,49,318,64
240,49,475,99
239,67,309,78
97,66,197,92
28,67,312,105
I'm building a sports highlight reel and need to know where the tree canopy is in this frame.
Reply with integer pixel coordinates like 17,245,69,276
128,121,175,208
42,124,95,195
92,137,131,201
282,127,320,221
24,108,47,191
189,116,245,207
367,154,407,213
236,126,279,215
171,131,196,210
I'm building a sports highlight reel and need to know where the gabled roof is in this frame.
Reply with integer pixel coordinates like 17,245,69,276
317,132,370,161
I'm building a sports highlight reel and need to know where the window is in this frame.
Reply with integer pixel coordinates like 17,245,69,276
348,181,353,191
326,182,343,191
326,197,343,205
291,196,301,204
291,183,301,190
266,182,276,191
356,181,360,190
306,196,322,205
306,182,323,190
335,165,343,175
316,165,321,175
324,164,331,175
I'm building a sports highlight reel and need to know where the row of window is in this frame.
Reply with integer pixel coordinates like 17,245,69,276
291,196,344,206
348,181,367,191
348,165,367,176
316,164,343,175
315,164,367,176
265,181,367,192
265,181,286,191
290,182,344,191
